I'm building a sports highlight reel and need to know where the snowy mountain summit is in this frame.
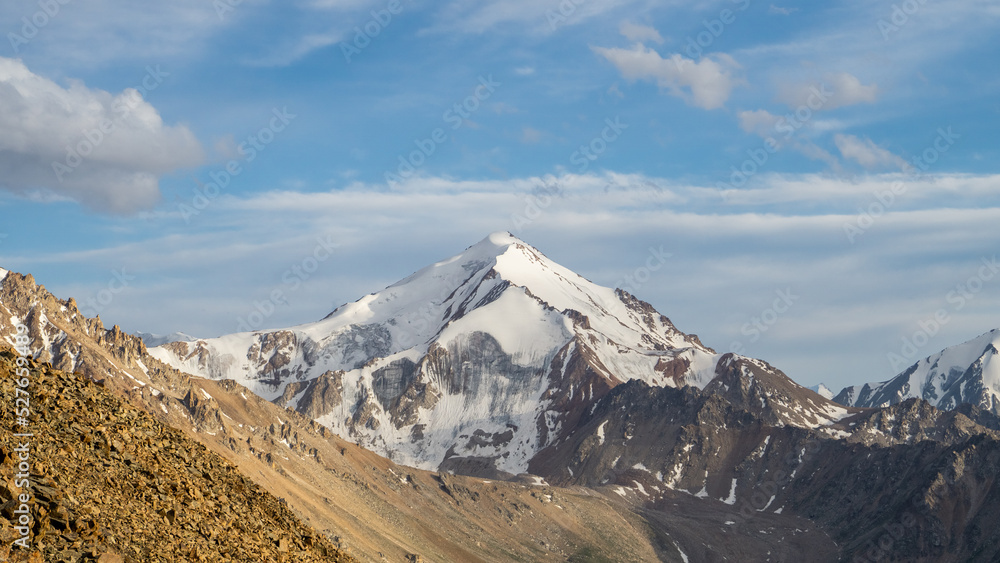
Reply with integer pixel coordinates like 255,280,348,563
835,328,1000,414
151,232,847,475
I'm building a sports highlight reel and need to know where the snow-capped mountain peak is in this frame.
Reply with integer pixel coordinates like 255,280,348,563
835,328,1000,413
149,234,845,475
810,383,835,400
135,331,197,348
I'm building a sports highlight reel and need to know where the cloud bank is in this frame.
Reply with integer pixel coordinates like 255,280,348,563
0,58,203,213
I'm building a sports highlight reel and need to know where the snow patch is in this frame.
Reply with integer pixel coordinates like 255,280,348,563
722,478,737,505
672,541,689,563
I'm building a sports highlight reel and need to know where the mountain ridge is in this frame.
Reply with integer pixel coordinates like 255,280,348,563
8,237,1000,560
149,232,851,476
835,328,1000,414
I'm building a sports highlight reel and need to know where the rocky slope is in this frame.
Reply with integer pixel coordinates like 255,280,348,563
149,232,854,477
835,328,1000,414
0,264,836,561
7,236,1000,561
533,374,1000,562
0,346,353,562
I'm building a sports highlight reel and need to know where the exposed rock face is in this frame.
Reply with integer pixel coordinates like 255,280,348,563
704,354,857,428
184,387,228,434
0,264,846,562
836,328,1000,414
0,347,353,562
8,237,1000,561
149,233,853,476
532,378,1000,562
0,282,824,562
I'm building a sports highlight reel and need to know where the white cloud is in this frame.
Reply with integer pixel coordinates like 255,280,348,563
734,108,842,169
738,109,781,136
514,66,535,76
593,44,741,110
619,22,664,44
0,57,204,213
15,170,999,390
779,72,878,111
834,134,907,170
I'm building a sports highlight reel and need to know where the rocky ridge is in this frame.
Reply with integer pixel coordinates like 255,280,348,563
0,266,702,560
149,232,856,476
0,263,841,561
836,328,1000,414
7,238,1000,560
533,374,1000,561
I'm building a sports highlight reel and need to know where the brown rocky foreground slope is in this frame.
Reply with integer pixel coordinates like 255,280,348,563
0,346,354,562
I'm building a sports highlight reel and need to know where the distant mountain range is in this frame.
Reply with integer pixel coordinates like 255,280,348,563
135,330,197,347
810,383,835,399
835,328,1000,414
5,234,1000,561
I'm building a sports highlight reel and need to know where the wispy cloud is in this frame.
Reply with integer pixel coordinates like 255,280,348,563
619,21,664,44
244,32,342,67
779,72,879,111
593,43,742,110
834,134,908,170
23,171,998,386
0,1,229,66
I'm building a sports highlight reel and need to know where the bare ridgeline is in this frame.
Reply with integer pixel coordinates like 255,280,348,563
3,235,1000,562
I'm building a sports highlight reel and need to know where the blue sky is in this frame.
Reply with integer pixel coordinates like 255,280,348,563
1,0,998,391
